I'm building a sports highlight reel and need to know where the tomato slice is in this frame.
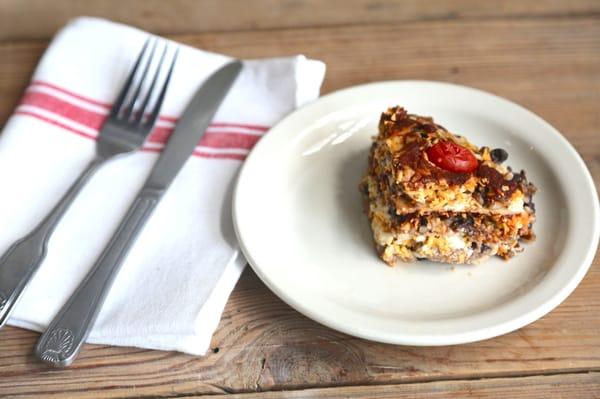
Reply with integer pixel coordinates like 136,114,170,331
426,141,478,173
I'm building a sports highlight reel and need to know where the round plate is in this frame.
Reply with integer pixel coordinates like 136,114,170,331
233,81,599,345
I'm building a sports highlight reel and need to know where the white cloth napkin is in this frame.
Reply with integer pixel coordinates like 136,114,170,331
0,17,325,355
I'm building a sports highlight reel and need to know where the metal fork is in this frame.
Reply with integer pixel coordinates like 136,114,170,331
0,38,177,329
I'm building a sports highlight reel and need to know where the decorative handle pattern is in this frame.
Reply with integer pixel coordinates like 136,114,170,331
38,328,75,364
35,188,162,367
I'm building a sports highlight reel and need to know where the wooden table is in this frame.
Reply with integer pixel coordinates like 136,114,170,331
1,1,599,397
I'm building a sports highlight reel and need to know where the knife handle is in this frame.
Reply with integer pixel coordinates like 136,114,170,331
35,187,163,367
0,157,104,329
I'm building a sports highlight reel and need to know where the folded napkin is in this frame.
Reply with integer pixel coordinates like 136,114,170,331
0,17,325,354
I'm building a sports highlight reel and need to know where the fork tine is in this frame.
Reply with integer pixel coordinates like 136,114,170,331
133,43,167,126
144,47,178,128
109,38,151,118
123,39,158,121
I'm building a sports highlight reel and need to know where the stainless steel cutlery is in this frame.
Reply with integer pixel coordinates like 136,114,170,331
0,39,176,329
34,61,242,367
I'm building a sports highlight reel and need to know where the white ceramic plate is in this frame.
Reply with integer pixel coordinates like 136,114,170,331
233,81,599,345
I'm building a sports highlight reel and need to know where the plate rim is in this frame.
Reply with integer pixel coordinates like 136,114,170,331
233,80,600,345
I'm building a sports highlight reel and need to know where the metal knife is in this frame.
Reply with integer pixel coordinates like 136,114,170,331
34,61,243,367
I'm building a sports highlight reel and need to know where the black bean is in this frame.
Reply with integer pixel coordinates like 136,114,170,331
394,212,416,224
472,190,485,205
491,148,509,163
525,201,536,212
473,188,491,207
451,216,464,228
451,215,475,235
512,170,526,184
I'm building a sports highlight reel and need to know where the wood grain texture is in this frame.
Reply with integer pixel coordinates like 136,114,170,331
186,372,600,398
0,41,43,127
2,16,599,184
1,0,600,41
0,5,599,399
1,262,600,398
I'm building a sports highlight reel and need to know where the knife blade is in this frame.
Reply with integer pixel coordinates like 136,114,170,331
34,61,243,367
149,60,242,189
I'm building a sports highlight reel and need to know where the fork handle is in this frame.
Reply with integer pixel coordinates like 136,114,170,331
0,156,104,329
35,187,163,367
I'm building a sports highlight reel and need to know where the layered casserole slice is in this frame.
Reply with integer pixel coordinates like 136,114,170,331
360,106,537,265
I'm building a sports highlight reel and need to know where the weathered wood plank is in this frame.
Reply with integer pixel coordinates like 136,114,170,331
2,17,599,178
0,41,44,127
0,14,599,399
1,0,600,41
186,372,600,399
1,262,599,398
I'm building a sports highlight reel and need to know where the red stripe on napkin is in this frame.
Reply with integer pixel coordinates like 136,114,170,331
17,82,271,161
21,91,105,129
14,110,97,140
29,80,271,131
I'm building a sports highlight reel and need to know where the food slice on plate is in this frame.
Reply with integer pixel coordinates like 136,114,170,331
360,106,537,265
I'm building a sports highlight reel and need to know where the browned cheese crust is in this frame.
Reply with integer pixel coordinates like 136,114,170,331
360,106,537,265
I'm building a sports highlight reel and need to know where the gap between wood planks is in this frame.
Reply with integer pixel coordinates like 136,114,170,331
148,9,600,37
231,368,600,396
101,370,600,398
1,9,600,46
